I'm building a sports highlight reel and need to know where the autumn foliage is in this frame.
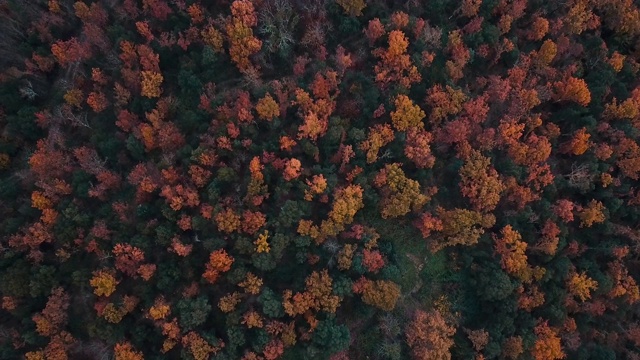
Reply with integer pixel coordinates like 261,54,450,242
532,321,565,360
3,0,640,358
405,309,456,360
203,249,234,284
374,30,421,88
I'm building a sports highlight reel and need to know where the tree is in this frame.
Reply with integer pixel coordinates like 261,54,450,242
517,284,545,312
263,339,285,360
429,207,495,252
113,243,145,277
312,319,350,355
336,0,366,16
90,270,118,297
280,136,297,152
215,208,242,233
203,249,234,284
425,85,467,125
532,320,565,360
304,174,327,201
603,89,640,122
362,249,385,273
86,91,108,112
283,270,340,316
374,30,421,89
614,137,640,180
316,185,364,240
242,310,264,328
298,111,328,142
390,95,425,131
226,0,262,72
283,158,302,181
560,128,591,155
242,211,267,235
445,30,470,81
506,134,552,167
535,220,560,255
553,199,575,222
405,128,436,168
219,292,241,313
415,212,444,238
374,163,433,219
360,124,395,163
553,76,591,106
405,309,455,360
501,336,524,359
29,140,70,179
364,18,385,44
148,297,171,320
254,231,270,253
352,278,401,311
114,342,144,360
465,328,489,352
460,0,482,17
607,259,640,304
458,150,505,212
141,71,163,98
578,200,606,228
567,271,598,302
181,331,221,360
32,287,70,337
51,38,90,66
527,16,549,40
239,272,263,294
256,93,279,120
177,297,212,331
493,225,528,278
534,40,557,66
201,24,224,52
337,244,356,270
3,1,640,358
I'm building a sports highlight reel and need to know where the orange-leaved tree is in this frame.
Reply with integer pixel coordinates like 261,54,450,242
141,71,163,98
113,243,145,277
283,270,341,316
567,271,598,302
336,0,366,16
560,128,591,155
215,208,242,233
316,185,364,241
225,0,262,72
458,150,505,212
114,342,144,360
553,76,591,106
405,128,436,169
256,93,280,120
532,320,565,360
373,163,433,219
203,249,234,284
405,309,456,360
373,30,421,89
493,225,528,276
427,207,495,253
360,124,395,163
534,219,561,256
32,287,70,337
352,277,401,311
90,270,119,297
578,199,606,228
390,94,425,131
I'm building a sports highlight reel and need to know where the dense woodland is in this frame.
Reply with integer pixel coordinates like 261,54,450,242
1,0,640,359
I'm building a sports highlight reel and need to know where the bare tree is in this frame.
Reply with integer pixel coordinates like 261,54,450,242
564,162,593,191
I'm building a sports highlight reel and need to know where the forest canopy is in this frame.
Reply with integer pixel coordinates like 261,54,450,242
1,0,640,359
